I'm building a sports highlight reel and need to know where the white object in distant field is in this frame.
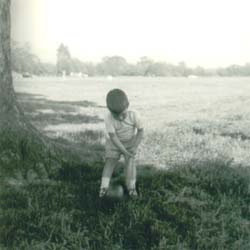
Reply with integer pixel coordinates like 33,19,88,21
187,74,198,79
107,75,113,81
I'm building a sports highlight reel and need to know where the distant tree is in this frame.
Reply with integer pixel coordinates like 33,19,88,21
176,61,193,77
40,62,56,76
136,57,154,76
242,63,250,76
12,41,40,75
216,67,228,76
148,62,171,76
83,62,97,76
227,64,245,76
70,58,84,73
123,63,140,76
56,43,72,75
216,64,243,76
11,41,56,76
97,56,128,76
193,66,206,76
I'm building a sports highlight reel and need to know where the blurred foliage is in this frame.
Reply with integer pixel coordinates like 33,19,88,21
56,43,72,76
11,41,56,76
12,41,250,78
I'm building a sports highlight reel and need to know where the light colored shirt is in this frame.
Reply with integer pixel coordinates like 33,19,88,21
104,110,143,142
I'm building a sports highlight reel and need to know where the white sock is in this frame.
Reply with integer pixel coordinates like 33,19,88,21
127,179,136,190
101,177,110,189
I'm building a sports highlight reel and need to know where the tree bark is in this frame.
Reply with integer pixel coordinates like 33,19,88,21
0,0,68,182
0,0,17,114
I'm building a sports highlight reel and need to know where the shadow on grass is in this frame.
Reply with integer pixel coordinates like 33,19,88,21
1,156,250,250
17,92,97,112
220,131,250,141
31,113,103,126
192,127,206,135
16,92,103,129
191,125,250,142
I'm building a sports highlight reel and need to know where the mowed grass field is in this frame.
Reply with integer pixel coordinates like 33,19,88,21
1,76,249,250
14,76,250,169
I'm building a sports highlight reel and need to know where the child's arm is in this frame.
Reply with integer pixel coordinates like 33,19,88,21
109,133,134,158
133,128,144,148
130,128,144,155
129,110,144,155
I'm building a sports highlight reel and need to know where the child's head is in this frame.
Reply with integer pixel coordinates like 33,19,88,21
106,89,129,115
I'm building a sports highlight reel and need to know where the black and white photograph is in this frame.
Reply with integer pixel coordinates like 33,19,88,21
1,0,250,249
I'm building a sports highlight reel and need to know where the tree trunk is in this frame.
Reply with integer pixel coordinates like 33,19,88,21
0,0,69,182
0,0,16,114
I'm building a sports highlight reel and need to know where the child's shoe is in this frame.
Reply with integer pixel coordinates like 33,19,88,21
128,189,138,198
99,187,108,198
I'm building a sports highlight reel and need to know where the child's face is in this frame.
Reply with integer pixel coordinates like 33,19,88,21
111,109,128,121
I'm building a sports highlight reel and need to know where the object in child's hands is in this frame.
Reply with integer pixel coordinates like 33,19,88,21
107,184,124,199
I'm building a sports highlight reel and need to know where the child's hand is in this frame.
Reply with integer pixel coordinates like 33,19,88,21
129,146,137,156
124,150,135,159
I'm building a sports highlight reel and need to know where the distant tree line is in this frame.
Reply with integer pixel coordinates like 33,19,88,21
12,41,250,77
11,41,56,76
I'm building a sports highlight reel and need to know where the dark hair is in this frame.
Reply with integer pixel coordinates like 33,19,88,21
106,89,129,114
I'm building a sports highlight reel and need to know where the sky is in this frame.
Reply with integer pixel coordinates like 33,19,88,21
11,0,250,67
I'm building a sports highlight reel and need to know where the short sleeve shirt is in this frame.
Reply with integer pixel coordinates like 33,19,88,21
104,110,143,142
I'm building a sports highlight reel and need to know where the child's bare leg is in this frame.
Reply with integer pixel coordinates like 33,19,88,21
125,157,137,190
100,158,118,189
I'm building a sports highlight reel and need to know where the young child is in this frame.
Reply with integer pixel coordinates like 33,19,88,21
99,89,144,198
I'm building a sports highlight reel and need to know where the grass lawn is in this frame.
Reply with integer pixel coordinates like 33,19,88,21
1,78,250,249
